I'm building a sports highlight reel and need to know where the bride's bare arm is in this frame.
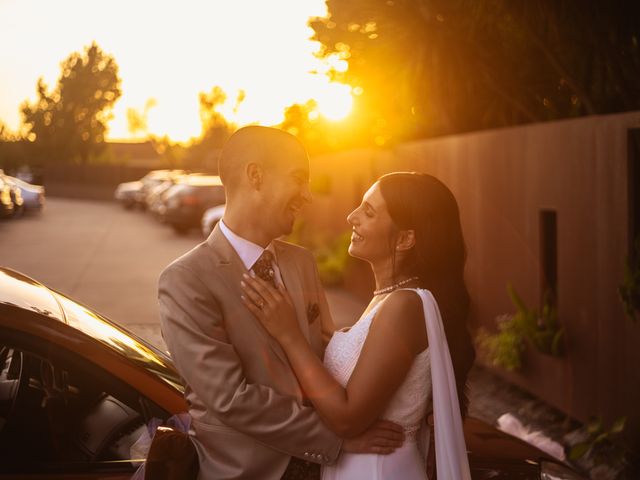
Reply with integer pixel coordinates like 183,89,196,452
241,275,427,438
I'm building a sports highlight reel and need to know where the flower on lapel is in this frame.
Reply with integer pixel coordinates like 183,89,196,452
306,302,320,324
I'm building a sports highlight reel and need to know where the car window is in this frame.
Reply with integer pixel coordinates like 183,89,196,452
0,330,169,475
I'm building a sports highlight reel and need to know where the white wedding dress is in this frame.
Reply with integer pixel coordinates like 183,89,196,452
321,289,471,480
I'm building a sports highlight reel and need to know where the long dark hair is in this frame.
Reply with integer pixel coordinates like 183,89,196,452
378,172,475,414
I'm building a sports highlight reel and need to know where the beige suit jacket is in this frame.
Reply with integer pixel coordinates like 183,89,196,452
158,224,342,480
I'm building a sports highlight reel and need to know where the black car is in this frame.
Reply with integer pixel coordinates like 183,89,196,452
162,175,225,234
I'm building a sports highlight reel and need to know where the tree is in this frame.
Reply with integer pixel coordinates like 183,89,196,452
177,86,240,171
309,0,640,146
21,42,121,164
127,98,157,138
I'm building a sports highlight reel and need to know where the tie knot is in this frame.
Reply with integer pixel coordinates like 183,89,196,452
252,250,276,285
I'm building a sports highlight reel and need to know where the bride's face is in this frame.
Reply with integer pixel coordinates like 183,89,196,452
347,182,396,262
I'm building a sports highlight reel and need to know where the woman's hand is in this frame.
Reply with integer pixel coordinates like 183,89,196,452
241,273,303,347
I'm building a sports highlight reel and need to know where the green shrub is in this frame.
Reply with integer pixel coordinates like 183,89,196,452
477,284,564,371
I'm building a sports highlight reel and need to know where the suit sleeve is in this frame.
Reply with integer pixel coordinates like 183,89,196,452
158,262,342,463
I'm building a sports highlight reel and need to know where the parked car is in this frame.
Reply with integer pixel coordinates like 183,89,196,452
3,175,43,213
0,171,23,218
114,179,142,209
0,177,14,219
0,267,184,478
0,266,586,479
135,169,187,210
146,179,175,221
114,170,185,210
201,203,225,237
145,173,200,221
162,175,225,234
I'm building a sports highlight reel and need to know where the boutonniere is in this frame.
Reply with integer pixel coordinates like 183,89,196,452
306,302,320,324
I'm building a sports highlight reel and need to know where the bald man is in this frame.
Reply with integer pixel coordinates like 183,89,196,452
159,127,403,480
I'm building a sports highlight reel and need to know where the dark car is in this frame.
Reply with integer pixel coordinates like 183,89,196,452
0,266,586,479
162,175,225,234
0,267,185,479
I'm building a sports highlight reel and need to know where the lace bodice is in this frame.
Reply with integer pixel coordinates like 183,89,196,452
324,294,432,437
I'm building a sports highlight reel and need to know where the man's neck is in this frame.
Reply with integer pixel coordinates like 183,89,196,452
222,212,273,248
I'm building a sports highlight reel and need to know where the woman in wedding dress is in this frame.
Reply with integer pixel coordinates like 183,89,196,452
241,172,475,479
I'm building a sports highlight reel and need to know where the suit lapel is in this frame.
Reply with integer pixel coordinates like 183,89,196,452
206,225,290,365
275,241,310,341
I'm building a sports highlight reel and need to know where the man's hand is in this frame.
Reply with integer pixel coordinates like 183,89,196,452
341,420,405,455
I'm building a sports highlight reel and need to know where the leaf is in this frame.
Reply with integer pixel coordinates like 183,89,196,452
507,283,528,314
593,433,608,445
587,417,602,434
569,442,590,460
610,417,627,434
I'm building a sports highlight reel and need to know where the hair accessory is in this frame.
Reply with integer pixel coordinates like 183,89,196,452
373,276,419,296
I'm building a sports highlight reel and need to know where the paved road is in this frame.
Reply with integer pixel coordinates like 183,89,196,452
0,198,365,349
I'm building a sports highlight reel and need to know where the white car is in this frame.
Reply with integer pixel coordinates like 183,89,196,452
201,204,225,237
5,175,44,212
114,180,143,209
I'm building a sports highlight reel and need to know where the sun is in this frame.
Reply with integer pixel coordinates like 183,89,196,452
314,82,354,121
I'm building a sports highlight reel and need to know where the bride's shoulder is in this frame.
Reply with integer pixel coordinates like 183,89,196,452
372,290,428,351
376,289,423,321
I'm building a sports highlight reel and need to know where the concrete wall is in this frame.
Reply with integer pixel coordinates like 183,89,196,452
303,111,640,446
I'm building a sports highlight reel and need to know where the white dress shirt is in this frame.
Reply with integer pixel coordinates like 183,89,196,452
218,219,283,286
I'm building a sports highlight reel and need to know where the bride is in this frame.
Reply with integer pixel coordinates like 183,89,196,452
241,172,474,479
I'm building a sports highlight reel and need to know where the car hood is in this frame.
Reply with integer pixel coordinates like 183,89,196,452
0,267,184,393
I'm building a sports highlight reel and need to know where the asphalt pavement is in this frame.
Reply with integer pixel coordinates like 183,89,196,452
0,198,366,350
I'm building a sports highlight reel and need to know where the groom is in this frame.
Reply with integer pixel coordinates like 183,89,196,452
159,126,403,479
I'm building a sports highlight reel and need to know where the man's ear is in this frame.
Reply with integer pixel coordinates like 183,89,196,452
246,162,263,190
396,229,416,252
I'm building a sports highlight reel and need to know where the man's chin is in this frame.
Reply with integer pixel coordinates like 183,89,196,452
274,218,295,238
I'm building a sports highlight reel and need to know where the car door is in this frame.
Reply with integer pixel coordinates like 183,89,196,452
0,327,171,479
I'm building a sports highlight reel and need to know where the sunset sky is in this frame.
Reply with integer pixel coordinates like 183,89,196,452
0,0,352,142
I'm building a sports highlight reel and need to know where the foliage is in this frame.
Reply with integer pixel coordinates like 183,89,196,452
126,98,157,138
21,42,121,164
180,86,239,170
286,223,352,286
619,236,640,323
568,416,628,467
478,284,563,371
307,0,640,148
278,100,361,155
313,231,353,286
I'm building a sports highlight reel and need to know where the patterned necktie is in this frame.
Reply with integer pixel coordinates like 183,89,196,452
252,250,277,287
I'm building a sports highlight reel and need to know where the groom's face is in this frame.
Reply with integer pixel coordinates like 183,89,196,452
259,144,312,238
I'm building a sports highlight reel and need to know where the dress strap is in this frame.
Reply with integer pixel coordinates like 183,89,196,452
402,288,471,480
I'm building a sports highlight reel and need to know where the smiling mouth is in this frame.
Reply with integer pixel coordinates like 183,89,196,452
351,230,363,242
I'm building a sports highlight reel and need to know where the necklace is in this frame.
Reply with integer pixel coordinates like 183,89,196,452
373,276,419,296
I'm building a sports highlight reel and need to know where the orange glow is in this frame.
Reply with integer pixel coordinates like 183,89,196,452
315,82,353,121
0,0,347,143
